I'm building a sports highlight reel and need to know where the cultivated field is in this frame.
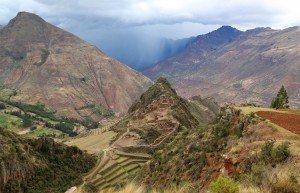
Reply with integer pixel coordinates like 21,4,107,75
238,106,300,135
256,111,300,135
65,131,116,153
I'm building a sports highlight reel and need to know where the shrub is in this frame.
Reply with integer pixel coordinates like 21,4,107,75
272,142,290,163
261,139,290,164
0,103,6,109
22,116,33,127
41,49,50,64
261,139,275,163
83,183,98,193
144,128,161,143
209,176,239,193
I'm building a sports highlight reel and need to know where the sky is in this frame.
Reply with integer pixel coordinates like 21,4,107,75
1,0,300,43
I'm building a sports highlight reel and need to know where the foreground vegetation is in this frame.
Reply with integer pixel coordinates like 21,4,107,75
0,127,96,193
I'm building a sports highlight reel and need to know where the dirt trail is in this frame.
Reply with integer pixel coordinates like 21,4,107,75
111,127,130,148
17,129,31,135
64,187,76,193
74,151,109,193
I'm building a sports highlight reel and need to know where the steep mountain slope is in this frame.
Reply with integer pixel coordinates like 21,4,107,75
0,12,152,121
74,78,219,192
111,78,238,191
111,77,219,153
144,26,300,107
0,127,96,193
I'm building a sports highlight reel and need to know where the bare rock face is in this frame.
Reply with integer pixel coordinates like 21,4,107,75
0,12,152,121
144,26,300,107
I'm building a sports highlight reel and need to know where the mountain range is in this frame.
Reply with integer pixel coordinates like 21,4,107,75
144,26,300,107
0,12,152,121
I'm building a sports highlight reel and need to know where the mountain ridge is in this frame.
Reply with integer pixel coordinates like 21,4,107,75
0,12,153,121
144,25,300,107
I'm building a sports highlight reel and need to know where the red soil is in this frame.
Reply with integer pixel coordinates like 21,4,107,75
256,111,300,135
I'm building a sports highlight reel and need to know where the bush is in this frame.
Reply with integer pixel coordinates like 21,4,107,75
272,142,290,163
261,139,290,164
261,139,275,163
41,49,50,64
0,103,6,109
83,183,98,193
23,116,33,127
144,128,161,143
209,176,239,193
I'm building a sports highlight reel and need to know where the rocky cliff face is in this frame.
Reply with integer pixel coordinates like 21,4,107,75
0,12,152,121
144,26,300,107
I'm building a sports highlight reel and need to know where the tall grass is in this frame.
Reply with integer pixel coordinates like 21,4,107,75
239,163,299,193
99,182,193,193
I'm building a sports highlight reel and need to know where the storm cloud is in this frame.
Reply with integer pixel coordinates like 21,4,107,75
1,0,300,69
1,0,300,40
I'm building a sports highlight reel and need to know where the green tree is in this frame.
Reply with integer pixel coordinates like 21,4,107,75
271,85,289,109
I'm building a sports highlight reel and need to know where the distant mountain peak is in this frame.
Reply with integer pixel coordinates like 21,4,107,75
0,12,152,121
144,25,300,108
15,11,43,20
7,11,45,27
219,25,238,30
209,25,242,36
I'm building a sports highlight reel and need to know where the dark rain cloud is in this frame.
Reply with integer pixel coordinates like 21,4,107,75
0,0,299,39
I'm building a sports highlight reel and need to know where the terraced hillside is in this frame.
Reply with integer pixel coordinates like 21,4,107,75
84,150,151,191
66,120,152,192
63,78,221,192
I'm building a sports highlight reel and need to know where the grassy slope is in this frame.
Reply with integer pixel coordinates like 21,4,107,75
26,127,64,138
0,111,23,132
237,106,297,114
